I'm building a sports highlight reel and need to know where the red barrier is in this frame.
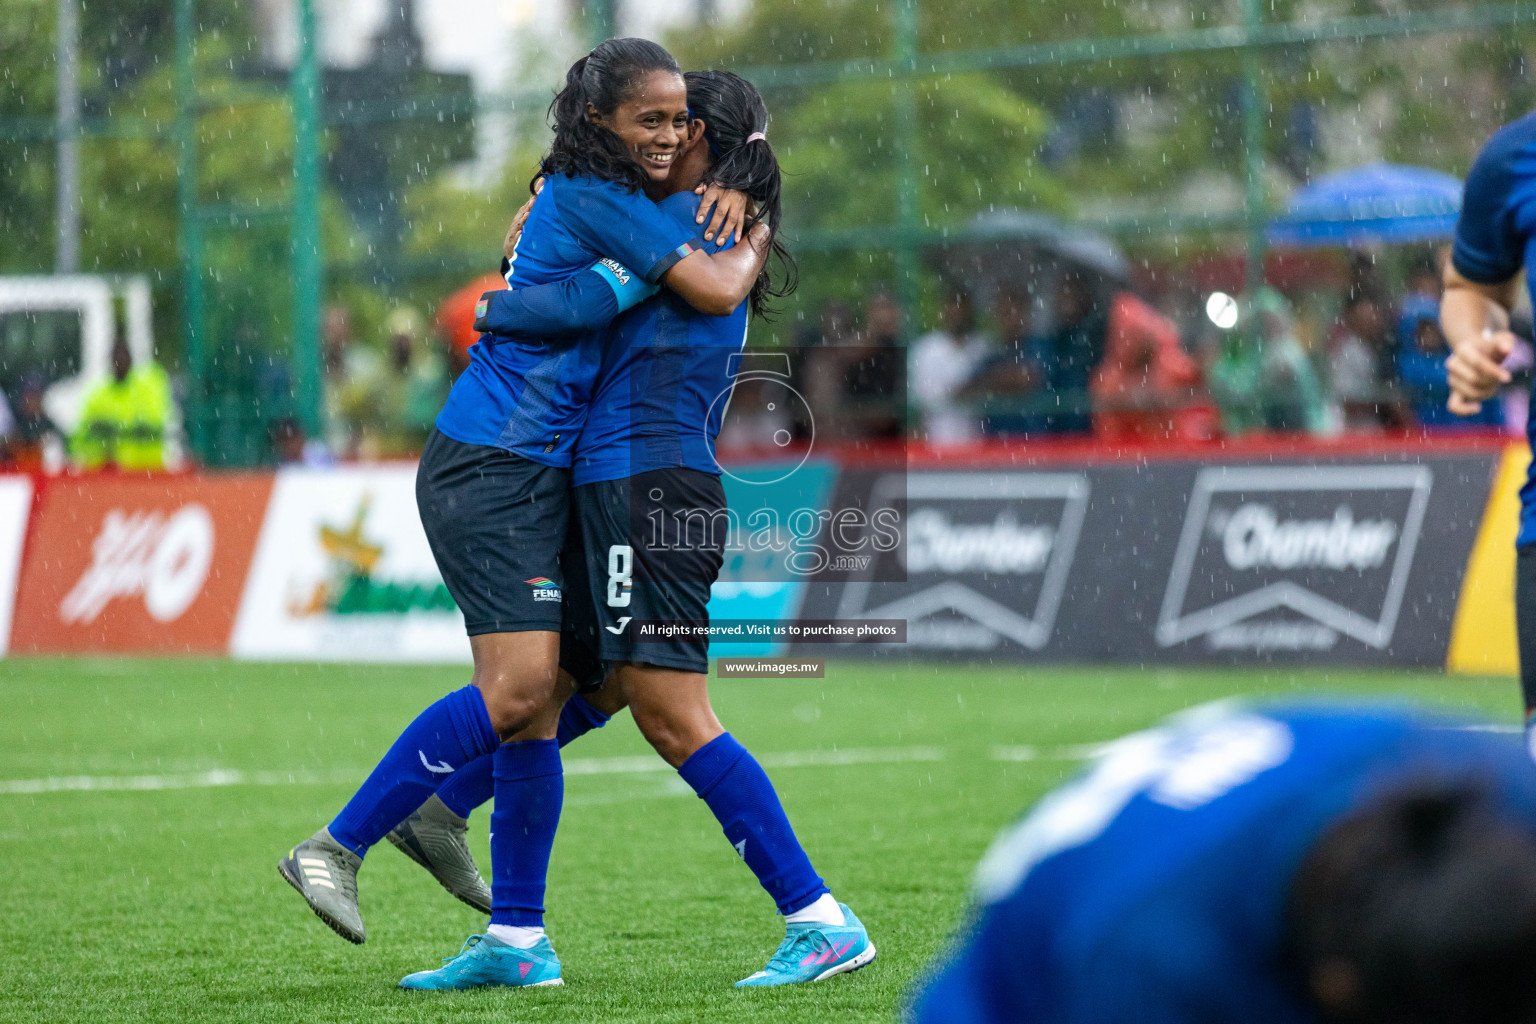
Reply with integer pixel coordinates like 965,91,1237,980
10,473,274,654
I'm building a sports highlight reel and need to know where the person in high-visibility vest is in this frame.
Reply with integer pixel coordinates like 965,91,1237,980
71,336,176,471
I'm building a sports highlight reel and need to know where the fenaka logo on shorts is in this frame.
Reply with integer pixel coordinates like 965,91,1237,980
60,505,215,624
836,472,1089,650
526,577,562,603
1155,466,1432,652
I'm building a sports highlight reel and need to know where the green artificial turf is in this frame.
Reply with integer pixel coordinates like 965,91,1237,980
0,658,1519,1022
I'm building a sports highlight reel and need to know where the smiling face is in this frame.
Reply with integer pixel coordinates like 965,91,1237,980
589,69,690,184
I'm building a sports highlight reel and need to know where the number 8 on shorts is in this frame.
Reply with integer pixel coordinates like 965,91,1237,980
607,545,633,608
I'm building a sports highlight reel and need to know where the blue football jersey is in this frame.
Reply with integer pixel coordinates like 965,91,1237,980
1452,111,1536,544
573,191,750,486
434,174,703,466
908,703,1536,1024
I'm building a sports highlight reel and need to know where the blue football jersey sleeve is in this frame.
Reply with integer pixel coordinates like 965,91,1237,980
474,261,658,337
550,180,705,285
1453,113,1536,284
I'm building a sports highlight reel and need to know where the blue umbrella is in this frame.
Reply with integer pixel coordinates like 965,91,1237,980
1267,163,1463,247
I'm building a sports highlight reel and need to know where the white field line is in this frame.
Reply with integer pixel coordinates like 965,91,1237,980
0,745,949,796
990,744,1108,763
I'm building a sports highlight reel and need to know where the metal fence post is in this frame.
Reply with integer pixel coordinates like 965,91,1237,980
55,0,79,274
1240,0,1266,294
291,0,323,442
174,0,205,459
894,0,922,339
588,0,615,48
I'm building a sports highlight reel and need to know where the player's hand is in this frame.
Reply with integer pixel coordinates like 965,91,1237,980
504,178,543,260
695,183,754,246
746,220,771,254
1445,328,1516,414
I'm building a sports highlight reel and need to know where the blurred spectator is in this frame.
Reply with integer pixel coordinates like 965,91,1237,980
1207,289,1328,436
2,372,66,472
1403,252,1442,305
436,273,508,380
71,335,177,471
1090,292,1209,441
803,294,904,442
964,288,1045,437
0,387,14,460
268,416,335,467
323,305,389,460
381,307,449,455
1396,293,1501,430
911,287,992,443
846,290,905,439
1328,293,1404,431
715,374,797,452
1036,271,1108,434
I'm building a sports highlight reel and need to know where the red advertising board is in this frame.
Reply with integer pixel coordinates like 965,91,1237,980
10,473,273,653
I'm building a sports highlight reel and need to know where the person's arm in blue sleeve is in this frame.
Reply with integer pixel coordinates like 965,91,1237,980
1443,118,1536,415
474,257,659,338
556,180,766,317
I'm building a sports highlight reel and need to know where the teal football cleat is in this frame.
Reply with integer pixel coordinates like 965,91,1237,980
735,903,876,987
398,933,564,990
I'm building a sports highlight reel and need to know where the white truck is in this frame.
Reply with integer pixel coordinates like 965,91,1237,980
0,275,182,469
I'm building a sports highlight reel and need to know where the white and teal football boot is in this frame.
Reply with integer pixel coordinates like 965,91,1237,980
735,903,876,987
398,933,564,990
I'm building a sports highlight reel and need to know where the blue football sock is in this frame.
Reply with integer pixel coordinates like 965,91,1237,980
327,685,499,857
558,692,613,745
435,694,611,818
678,732,829,915
434,753,494,819
489,739,564,929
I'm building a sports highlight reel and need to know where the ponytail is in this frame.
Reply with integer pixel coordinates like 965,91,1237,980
684,70,797,318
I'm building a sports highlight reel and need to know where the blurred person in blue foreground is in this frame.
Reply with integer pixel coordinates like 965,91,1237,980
1440,110,1536,752
908,701,1536,1024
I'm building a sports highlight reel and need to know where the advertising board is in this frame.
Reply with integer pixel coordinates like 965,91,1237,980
9,474,270,653
0,476,33,655
231,465,471,663
797,451,1499,666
